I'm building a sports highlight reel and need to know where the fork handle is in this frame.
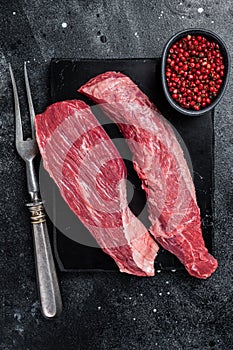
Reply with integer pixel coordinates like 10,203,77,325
27,202,62,318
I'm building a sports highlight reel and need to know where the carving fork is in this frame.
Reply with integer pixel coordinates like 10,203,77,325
9,63,62,318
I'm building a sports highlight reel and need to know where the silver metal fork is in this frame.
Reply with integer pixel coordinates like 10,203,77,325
9,62,62,319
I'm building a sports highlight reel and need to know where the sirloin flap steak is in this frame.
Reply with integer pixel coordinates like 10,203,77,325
35,99,159,276
79,72,218,279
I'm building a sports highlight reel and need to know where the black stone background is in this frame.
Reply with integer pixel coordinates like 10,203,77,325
0,1,232,349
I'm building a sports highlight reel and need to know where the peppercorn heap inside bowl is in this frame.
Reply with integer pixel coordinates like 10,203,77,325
161,29,230,116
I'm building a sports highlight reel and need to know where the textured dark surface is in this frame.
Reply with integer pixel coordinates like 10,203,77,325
0,1,232,349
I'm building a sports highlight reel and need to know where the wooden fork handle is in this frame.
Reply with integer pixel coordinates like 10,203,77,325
27,202,62,318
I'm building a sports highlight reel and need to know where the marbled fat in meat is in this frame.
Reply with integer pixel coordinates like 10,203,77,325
35,99,159,276
79,72,218,279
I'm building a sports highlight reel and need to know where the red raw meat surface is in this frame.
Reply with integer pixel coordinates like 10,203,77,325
79,72,218,279
35,99,159,276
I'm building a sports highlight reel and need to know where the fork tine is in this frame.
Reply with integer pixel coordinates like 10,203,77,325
24,62,36,139
9,63,24,141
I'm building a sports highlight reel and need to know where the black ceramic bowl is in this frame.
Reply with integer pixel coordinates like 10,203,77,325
161,29,230,116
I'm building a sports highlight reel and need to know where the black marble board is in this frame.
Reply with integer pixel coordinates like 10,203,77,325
40,58,214,272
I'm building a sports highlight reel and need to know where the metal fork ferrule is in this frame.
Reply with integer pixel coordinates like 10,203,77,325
27,202,46,224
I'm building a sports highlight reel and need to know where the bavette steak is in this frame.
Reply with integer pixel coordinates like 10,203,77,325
35,99,159,276
79,72,218,279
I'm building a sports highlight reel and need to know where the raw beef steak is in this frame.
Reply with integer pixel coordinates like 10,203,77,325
35,99,159,276
79,72,218,279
